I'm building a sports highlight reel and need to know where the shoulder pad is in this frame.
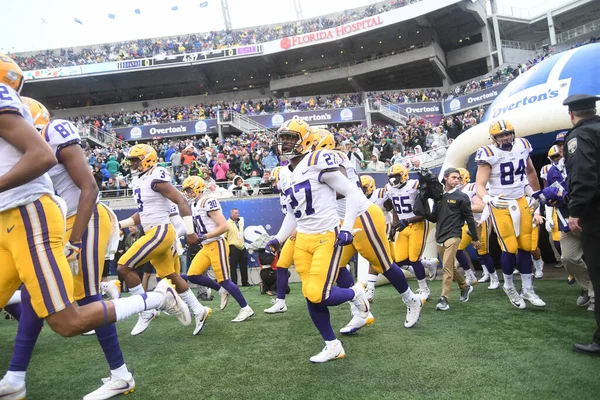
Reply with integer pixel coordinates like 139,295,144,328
0,84,25,118
43,119,82,150
150,166,170,181
475,145,496,164
409,179,419,190
517,137,532,152
378,187,387,199
200,197,221,212
306,150,340,171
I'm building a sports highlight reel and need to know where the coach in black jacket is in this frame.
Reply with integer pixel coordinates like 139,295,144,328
430,168,480,311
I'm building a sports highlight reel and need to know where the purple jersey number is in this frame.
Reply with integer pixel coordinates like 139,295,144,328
134,188,144,212
283,180,316,218
392,196,412,214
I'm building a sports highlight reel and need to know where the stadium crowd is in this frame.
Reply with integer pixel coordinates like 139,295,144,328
11,0,420,71
86,103,487,198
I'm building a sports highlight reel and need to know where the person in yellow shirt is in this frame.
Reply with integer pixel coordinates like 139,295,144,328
225,208,249,286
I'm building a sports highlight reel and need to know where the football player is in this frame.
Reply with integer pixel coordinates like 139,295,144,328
116,144,204,335
475,119,546,309
527,194,545,279
313,130,423,335
264,166,294,314
385,165,432,300
0,55,188,400
266,119,371,363
181,176,253,323
454,168,500,289
543,142,564,265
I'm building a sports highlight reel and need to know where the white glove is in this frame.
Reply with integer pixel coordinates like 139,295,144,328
68,260,79,276
64,241,82,262
529,198,540,213
545,218,554,233
483,194,509,210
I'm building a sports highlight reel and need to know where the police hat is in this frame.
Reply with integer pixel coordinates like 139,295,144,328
562,94,600,111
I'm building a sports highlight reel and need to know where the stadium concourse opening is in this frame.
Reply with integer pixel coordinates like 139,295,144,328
1,0,600,398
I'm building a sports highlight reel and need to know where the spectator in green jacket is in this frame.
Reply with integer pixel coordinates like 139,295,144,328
106,155,120,177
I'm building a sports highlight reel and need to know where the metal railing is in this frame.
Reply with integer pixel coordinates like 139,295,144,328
79,124,128,147
535,17,600,50
359,145,449,172
501,40,534,51
217,110,277,135
366,98,439,126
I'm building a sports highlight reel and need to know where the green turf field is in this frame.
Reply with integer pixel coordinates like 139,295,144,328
1,280,599,400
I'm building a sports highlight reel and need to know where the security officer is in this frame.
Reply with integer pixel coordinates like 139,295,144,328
562,93,600,356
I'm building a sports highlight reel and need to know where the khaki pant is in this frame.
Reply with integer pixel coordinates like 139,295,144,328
437,237,467,299
561,231,594,299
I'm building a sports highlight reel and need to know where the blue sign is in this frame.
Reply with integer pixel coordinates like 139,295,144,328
443,82,508,115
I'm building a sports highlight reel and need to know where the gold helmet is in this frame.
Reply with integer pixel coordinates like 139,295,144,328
312,128,335,150
21,97,50,130
271,166,282,185
128,144,157,174
360,175,376,196
276,118,314,160
488,119,515,151
387,164,409,188
547,145,561,163
181,176,206,200
457,168,470,185
0,54,24,94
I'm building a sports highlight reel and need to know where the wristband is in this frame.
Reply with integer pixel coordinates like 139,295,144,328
183,215,195,235
119,217,135,229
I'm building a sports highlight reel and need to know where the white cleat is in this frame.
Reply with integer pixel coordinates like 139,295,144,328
403,295,424,328
193,307,212,335
232,307,254,322
340,313,374,335
264,299,287,314
349,283,370,319
423,258,439,280
416,287,431,302
309,340,345,363
219,289,229,311
131,310,158,336
488,275,500,290
0,378,26,400
465,272,478,286
82,330,96,336
503,286,526,309
83,374,135,400
521,287,546,307
479,273,490,283
100,280,121,300
365,285,375,303
154,279,192,327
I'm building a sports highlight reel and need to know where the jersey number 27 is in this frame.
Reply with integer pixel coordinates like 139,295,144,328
283,181,315,218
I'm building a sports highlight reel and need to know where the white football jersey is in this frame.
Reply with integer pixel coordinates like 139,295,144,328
369,186,392,224
132,166,172,232
42,119,96,217
333,150,370,219
191,196,223,244
461,183,482,222
280,149,340,234
169,203,186,237
475,138,532,199
0,84,54,212
386,179,419,220
539,164,551,181
276,166,293,216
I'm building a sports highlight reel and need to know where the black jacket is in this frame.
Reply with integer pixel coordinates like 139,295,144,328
429,189,478,244
564,116,600,218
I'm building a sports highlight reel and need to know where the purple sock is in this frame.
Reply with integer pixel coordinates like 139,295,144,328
411,260,426,280
501,252,516,275
79,294,124,370
455,250,471,272
383,264,409,294
397,258,410,267
9,288,43,372
187,274,222,291
276,268,289,300
554,241,562,255
306,300,336,341
220,279,248,308
4,304,21,321
322,286,355,306
516,249,533,274
336,267,354,289
479,254,496,274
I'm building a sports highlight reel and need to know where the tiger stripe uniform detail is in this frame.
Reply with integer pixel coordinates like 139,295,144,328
539,164,551,181
0,195,74,318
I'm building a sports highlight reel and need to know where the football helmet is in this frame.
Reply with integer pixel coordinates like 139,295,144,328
271,166,282,185
276,118,314,160
128,144,157,174
489,119,515,151
387,164,408,188
457,168,470,185
312,128,335,150
182,176,206,200
360,175,376,196
547,145,561,163
21,97,50,130
0,54,24,94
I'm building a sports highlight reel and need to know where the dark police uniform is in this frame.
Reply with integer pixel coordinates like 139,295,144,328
562,94,600,354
